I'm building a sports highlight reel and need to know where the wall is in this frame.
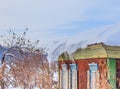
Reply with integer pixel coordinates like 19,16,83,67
58,58,108,89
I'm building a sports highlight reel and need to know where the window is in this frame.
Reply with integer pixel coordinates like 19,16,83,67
87,62,99,89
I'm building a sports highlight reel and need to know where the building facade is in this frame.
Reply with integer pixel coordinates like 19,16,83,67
58,43,120,89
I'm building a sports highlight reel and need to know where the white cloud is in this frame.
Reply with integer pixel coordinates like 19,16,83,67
1,0,120,30
0,0,97,30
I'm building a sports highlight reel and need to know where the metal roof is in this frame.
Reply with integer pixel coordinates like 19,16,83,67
58,43,120,61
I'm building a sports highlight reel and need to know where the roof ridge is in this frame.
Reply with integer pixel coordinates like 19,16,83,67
102,45,108,58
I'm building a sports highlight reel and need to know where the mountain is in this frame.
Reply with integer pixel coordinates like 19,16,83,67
43,23,120,62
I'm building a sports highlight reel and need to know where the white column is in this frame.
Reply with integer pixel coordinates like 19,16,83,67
70,64,77,89
61,64,69,89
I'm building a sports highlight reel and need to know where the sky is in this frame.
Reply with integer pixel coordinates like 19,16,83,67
0,0,120,61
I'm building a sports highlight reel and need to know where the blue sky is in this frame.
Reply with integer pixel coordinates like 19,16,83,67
0,0,120,44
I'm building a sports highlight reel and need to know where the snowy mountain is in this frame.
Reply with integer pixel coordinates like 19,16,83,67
42,23,120,62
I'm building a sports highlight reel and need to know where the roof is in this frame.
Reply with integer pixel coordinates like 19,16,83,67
58,43,120,61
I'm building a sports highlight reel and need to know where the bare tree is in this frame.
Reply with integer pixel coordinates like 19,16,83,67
0,29,58,89
0,29,49,89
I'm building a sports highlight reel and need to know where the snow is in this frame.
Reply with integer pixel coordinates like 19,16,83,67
8,87,39,89
53,72,58,82
8,85,21,89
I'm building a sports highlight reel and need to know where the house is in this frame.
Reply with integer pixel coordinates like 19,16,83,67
58,43,120,89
